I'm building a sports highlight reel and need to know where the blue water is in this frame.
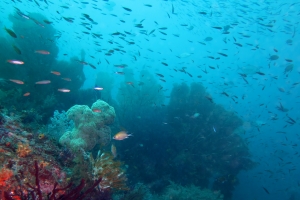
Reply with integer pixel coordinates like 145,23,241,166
0,0,299,199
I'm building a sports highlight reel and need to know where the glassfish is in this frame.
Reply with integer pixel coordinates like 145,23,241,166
51,71,61,75
7,60,24,65
9,79,24,84
58,88,70,92
35,80,51,84
94,87,104,90
35,50,50,55
61,77,71,81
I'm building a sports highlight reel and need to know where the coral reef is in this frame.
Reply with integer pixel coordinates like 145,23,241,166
59,100,116,151
0,108,127,199
115,82,254,199
0,114,70,199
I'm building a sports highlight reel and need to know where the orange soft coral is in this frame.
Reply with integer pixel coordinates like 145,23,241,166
16,143,31,157
0,167,13,187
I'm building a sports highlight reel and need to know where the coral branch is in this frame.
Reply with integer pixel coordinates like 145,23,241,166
79,178,102,199
3,191,14,200
49,178,102,200
35,160,43,200
49,182,72,200
63,179,86,199
24,160,43,200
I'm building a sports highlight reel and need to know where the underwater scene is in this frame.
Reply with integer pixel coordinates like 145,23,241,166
0,0,299,199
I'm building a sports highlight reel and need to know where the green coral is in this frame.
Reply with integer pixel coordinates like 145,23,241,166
59,100,115,151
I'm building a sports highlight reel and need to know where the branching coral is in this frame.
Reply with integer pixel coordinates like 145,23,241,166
91,152,128,191
1,161,102,200
67,147,128,195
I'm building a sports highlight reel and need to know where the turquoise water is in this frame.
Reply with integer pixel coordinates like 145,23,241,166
0,0,299,200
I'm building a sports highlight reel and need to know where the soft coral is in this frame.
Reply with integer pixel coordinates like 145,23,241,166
0,167,13,187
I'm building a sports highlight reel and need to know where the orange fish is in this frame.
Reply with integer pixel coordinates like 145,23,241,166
92,109,102,113
35,80,51,84
23,92,30,96
113,131,132,140
61,77,71,81
111,144,117,158
9,79,24,84
51,71,61,76
57,88,70,93
35,50,50,55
